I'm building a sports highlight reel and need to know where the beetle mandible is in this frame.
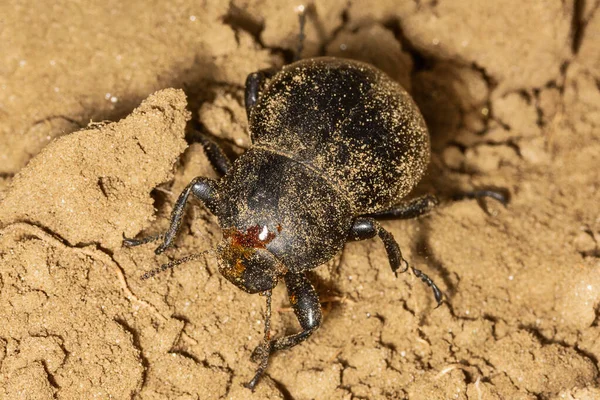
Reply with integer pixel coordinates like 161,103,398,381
125,9,470,390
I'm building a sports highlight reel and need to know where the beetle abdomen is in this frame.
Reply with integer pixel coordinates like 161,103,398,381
249,57,430,214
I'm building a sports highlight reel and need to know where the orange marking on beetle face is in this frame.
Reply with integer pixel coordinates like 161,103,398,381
220,225,281,282
289,293,298,305
233,259,246,277
223,225,277,250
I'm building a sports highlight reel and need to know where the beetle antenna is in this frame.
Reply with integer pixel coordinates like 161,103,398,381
294,4,307,61
245,289,273,390
140,249,213,280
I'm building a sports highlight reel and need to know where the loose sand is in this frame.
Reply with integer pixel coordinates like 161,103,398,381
1,1,599,399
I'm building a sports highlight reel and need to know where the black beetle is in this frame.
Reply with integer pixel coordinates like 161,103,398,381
126,55,444,388
124,12,506,390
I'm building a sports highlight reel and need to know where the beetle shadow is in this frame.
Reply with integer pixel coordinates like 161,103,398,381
322,18,490,158
413,221,457,301
28,1,275,166
307,268,346,317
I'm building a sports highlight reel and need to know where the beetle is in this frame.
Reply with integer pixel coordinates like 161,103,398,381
124,11,507,390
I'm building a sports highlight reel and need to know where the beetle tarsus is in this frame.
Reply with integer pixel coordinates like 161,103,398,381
471,189,510,206
122,232,164,247
411,267,443,306
453,188,510,214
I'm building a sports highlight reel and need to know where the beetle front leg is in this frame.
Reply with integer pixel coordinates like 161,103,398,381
123,176,220,254
245,272,322,390
188,128,232,176
349,217,443,306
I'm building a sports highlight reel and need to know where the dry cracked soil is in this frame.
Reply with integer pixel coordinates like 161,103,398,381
1,1,600,399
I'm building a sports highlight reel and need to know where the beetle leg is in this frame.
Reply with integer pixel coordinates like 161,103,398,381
370,188,509,220
245,69,276,118
367,194,439,219
411,267,443,307
245,272,322,391
122,232,164,247
273,272,322,351
349,217,443,306
294,4,307,61
123,177,220,254
452,188,509,214
349,217,408,273
187,128,231,176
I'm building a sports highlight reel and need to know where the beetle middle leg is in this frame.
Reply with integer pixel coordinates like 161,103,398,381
243,1,308,119
123,176,220,254
245,271,322,390
348,217,443,306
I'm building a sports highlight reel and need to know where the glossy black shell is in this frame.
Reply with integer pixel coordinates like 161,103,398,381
250,57,430,212
217,57,429,273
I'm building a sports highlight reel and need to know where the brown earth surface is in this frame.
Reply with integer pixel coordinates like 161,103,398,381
1,1,600,399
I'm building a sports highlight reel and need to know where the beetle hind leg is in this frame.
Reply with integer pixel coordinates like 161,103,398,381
245,272,322,390
368,188,509,220
244,69,276,119
367,194,439,220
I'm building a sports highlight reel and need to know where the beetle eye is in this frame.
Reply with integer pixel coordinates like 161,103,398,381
217,243,281,293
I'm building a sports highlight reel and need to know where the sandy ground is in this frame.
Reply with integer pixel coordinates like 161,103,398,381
1,1,600,399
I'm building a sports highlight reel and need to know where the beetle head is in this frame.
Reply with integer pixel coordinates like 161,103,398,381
216,226,285,293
